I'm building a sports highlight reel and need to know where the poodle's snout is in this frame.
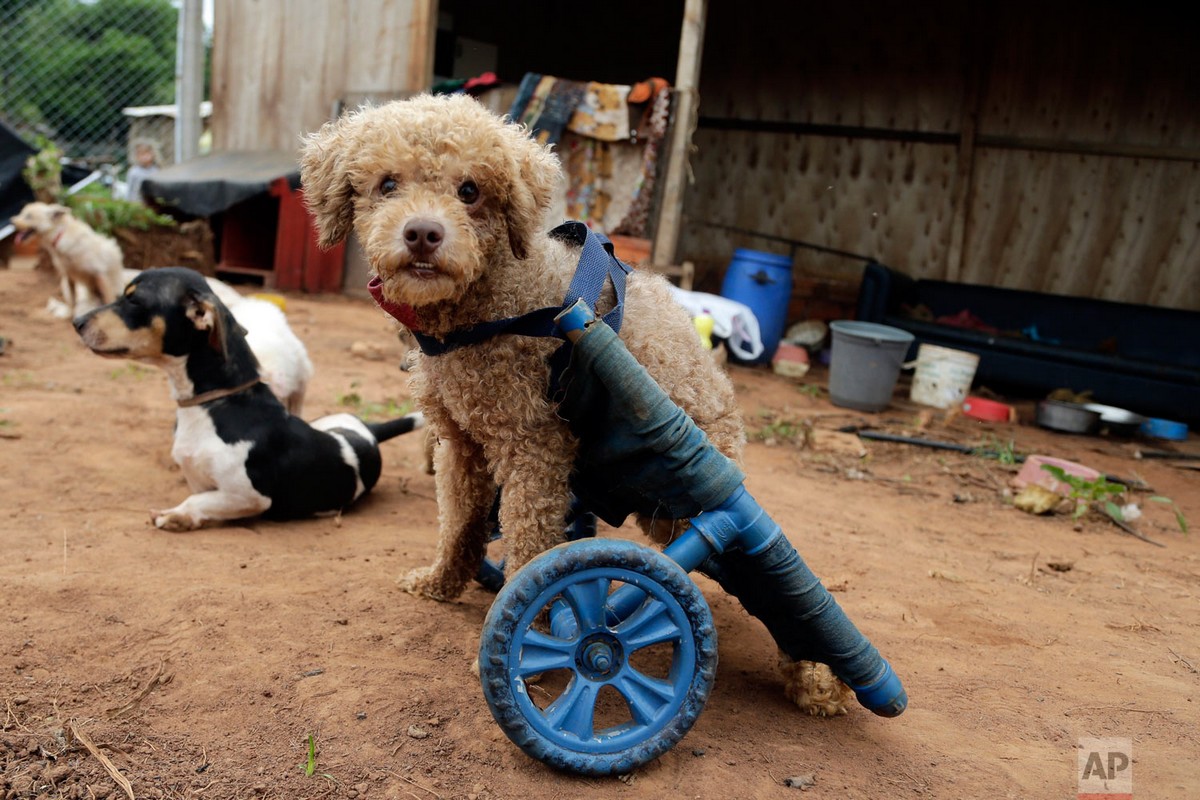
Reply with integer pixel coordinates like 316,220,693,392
403,218,445,260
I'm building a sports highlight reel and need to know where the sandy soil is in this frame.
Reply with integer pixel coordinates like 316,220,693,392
1,262,1197,800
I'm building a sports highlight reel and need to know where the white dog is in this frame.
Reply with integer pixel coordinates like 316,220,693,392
210,281,314,415
11,202,124,319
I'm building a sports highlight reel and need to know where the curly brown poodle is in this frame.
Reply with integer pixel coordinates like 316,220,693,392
299,93,851,716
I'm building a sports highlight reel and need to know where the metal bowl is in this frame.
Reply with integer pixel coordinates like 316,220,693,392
1082,403,1149,436
1036,400,1101,434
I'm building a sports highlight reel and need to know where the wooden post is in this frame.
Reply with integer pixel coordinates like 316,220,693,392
652,0,707,268
409,0,438,93
174,0,204,164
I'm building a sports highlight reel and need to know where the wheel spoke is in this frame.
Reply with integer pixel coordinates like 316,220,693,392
516,629,576,677
560,577,612,631
544,676,598,740
614,597,683,651
613,666,676,725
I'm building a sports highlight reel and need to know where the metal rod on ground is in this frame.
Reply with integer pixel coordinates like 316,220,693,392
844,428,1149,489
1136,449,1200,461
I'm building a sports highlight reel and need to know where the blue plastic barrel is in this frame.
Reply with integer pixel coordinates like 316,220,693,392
719,248,793,364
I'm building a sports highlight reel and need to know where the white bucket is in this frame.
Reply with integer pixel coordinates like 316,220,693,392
909,344,980,409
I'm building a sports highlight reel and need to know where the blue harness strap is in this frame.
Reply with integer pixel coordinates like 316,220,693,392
562,222,629,336
412,222,631,398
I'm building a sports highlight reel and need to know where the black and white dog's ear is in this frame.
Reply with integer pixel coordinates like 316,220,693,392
184,290,231,357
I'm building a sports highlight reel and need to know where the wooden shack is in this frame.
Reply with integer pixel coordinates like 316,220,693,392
210,0,1200,312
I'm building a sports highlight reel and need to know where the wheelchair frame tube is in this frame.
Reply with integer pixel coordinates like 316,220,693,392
552,299,906,717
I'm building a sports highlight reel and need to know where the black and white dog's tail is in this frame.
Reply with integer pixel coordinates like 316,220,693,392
368,412,426,443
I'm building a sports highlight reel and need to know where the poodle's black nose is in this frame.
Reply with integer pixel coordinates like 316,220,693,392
403,219,445,259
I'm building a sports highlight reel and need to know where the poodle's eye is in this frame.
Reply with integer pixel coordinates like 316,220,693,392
457,180,480,204
380,177,399,196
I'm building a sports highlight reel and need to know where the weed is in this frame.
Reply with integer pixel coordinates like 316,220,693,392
108,363,154,381
756,419,801,442
983,436,1019,465
1147,495,1190,534
299,734,337,783
1040,464,1125,521
796,383,822,399
304,734,317,777
1039,464,1189,534
753,413,814,448
2,371,35,388
336,388,413,422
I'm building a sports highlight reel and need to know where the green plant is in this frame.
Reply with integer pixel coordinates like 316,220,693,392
2,371,35,388
22,137,63,201
756,419,801,442
1041,464,1126,521
796,383,822,399
336,389,413,422
751,411,813,447
108,363,154,381
304,734,317,777
984,436,1018,465
1040,465,1189,534
1148,495,1189,534
66,193,176,236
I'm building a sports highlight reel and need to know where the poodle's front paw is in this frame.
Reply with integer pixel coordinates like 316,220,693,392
780,658,853,717
152,507,201,532
397,565,458,601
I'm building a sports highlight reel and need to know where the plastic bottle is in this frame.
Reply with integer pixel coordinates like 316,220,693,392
694,311,715,350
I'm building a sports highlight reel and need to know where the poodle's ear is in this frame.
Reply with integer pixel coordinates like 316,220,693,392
299,115,360,249
49,204,70,222
504,131,560,260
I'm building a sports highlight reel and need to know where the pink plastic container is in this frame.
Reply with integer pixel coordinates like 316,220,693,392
1013,455,1101,496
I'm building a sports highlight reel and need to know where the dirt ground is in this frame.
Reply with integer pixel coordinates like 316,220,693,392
1,261,1197,800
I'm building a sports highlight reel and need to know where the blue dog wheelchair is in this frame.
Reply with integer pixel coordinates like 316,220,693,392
472,299,907,776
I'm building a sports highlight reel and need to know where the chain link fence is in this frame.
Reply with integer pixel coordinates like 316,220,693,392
0,0,180,169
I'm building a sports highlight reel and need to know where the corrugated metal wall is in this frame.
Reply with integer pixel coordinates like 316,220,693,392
682,0,1200,310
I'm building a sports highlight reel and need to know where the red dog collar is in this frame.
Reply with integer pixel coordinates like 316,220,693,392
367,276,421,330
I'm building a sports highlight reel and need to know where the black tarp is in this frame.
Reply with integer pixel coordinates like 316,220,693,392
0,120,36,227
0,121,100,231
141,150,301,217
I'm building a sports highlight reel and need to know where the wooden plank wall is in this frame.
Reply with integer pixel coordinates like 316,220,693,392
682,0,1200,310
210,0,435,153
964,5,1200,310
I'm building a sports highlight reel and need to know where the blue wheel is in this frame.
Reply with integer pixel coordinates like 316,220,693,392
479,538,717,776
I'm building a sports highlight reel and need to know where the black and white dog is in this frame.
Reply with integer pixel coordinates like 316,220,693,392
74,267,424,531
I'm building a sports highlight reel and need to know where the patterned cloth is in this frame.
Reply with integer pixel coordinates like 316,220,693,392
567,82,632,141
509,74,587,145
564,138,614,225
613,81,672,237
509,73,674,236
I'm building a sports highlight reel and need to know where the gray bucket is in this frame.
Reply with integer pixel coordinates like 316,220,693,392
828,321,915,412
